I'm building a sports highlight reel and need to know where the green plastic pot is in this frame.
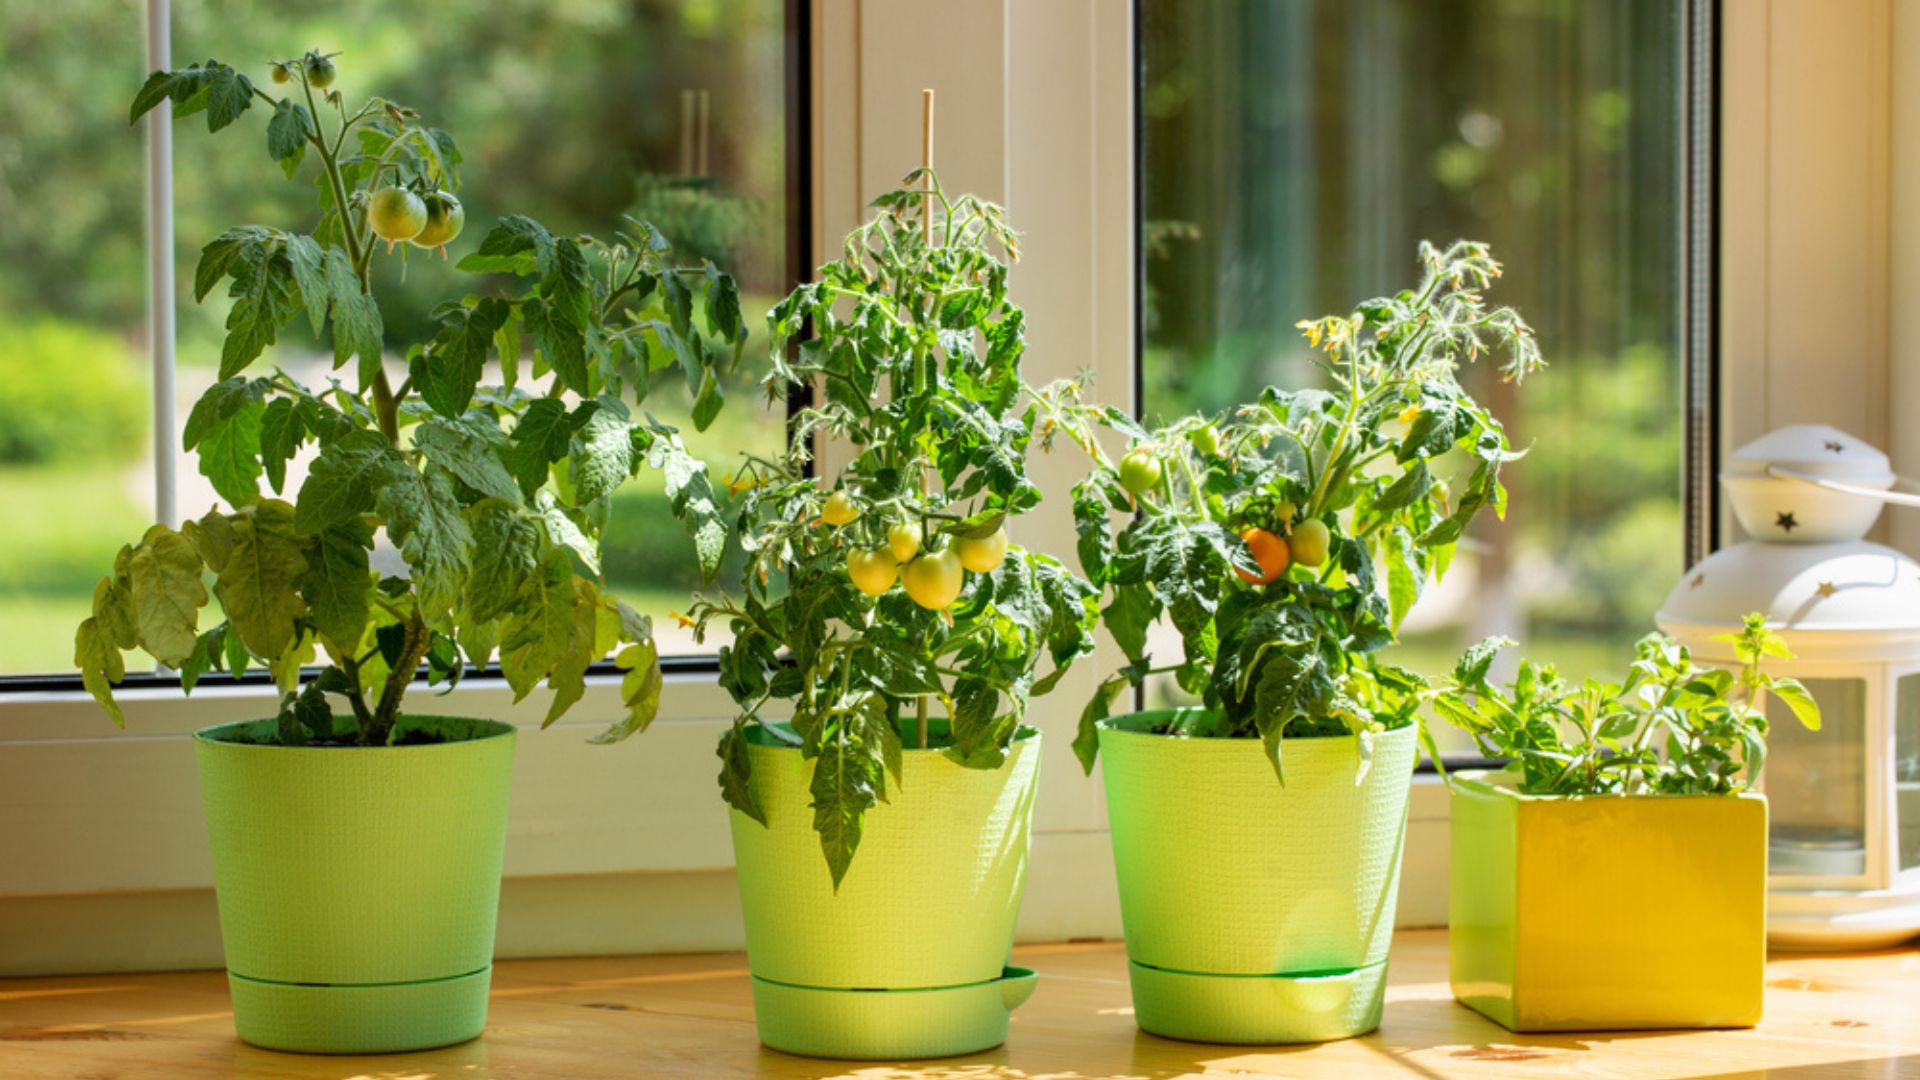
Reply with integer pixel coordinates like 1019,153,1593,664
1098,709,1416,1044
728,721,1041,1060
195,715,515,1054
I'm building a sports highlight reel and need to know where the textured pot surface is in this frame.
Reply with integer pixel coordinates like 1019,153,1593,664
1098,710,1416,1043
1449,770,1768,1032
195,715,515,1053
729,721,1040,1058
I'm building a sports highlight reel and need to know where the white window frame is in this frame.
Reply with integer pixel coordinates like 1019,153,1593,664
2,0,1904,976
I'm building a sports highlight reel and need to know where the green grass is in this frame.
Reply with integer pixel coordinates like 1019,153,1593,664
0,464,151,673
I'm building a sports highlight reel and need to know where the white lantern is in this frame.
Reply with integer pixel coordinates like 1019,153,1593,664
1657,424,1920,950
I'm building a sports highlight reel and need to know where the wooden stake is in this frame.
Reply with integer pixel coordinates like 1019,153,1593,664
921,87,935,245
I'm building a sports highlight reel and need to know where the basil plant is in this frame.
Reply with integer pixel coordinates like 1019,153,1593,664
1046,241,1545,781
76,53,740,746
681,172,1099,887
1438,614,1822,796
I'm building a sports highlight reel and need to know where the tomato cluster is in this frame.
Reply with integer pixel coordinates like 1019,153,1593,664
817,491,1008,610
368,187,465,256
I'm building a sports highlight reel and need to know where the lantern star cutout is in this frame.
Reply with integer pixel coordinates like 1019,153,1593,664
1816,581,1838,598
1776,511,1799,533
1690,574,1705,589
1824,440,1845,452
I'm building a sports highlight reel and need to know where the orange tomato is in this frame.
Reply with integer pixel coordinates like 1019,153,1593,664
1235,526,1290,585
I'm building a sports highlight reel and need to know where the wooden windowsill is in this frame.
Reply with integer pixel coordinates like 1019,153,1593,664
1,930,1916,1078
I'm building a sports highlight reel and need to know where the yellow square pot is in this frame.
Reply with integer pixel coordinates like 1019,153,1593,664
1449,769,1767,1032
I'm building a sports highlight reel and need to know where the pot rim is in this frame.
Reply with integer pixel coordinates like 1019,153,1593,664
1096,707,1417,743
194,714,516,752
742,718,1040,755
1451,767,1766,803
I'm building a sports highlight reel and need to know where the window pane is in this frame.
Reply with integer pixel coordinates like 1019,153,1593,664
1139,1,1685,731
1767,678,1867,878
166,0,792,657
1898,673,1920,872
0,9,153,675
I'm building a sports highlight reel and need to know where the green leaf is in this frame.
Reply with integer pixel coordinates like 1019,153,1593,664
416,416,520,503
182,378,269,507
510,398,588,498
690,370,724,432
129,62,253,132
215,500,309,660
534,490,600,574
539,579,601,726
455,214,552,275
374,462,476,625
1373,461,1432,513
498,554,576,701
1073,673,1132,774
179,626,224,693
257,397,306,494
295,430,392,534
184,510,236,574
522,298,590,395
812,730,882,890
298,518,372,650
416,299,509,418
716,723,765,825
266,98,311,177
591,639,664,744
647,429,726,582
325,247,384,376
1769,677,1823,731
543,237,593,328
568,404,632,506
464,498,544,623
703,261,744,343
1103,583,1156,663
74,618,127,727
194,226,272,303
128,525,207,667
218,242,300,378
1385,527,1424,632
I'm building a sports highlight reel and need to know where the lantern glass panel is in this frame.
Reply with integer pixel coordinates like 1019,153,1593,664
1898,674,1920,871
1766,677,1867,877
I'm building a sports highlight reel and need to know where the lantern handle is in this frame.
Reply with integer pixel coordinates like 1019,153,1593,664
1766,465,1920,509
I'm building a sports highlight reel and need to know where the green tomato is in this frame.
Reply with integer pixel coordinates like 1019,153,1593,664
367,188,428,245
1188,424,1220,457
303,53,336,90
1289,518,1331,567
410,191,465,250
1119,450,1163,495
270,62,292,85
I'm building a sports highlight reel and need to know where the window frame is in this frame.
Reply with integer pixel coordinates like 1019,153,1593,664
1126,0,1723,773
0,0,814,693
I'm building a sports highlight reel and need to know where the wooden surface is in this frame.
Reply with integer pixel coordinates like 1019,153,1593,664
2,931,1918,1078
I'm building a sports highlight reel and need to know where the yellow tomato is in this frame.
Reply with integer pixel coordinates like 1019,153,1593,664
821,491,860,527
902,548,964,609
847,548,899,596
887,522,923,563
955,527,1009,573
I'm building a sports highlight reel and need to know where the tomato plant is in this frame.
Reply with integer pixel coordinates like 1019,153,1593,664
76,54,747,747
1043,241,1545,780
683,170,1098,886
1437,614,1821,795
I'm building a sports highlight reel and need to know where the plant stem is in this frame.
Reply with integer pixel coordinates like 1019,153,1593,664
369,611,431,744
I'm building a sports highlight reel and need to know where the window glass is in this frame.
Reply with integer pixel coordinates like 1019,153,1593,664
1139,1,1686,728
0,0,793,675
1897,673,1920,872
0,8,154,674
1768,677,1868,878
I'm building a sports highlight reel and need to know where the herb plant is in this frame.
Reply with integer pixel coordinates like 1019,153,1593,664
1437,614,1821,796
75,53,741,746
685,172,1099,886
1047,241,1544,779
